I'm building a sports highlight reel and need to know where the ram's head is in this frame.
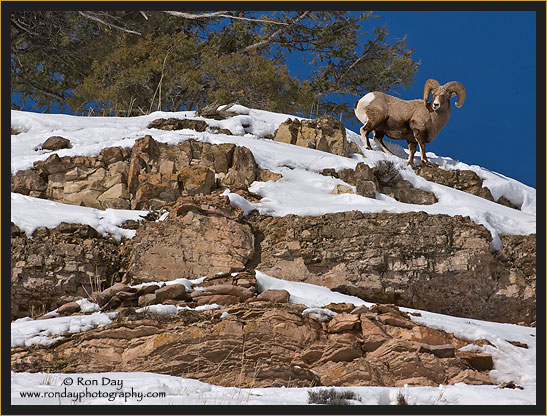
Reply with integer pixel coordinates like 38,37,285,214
424,79,466,111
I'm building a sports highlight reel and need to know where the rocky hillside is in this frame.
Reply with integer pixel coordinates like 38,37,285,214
10,106,536,400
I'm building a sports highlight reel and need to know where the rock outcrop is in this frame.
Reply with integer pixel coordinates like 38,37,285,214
12,136,261,210
413,164,521,210
11,301,493,388
273,116,349,157
322,161,437,204
10,223,122,319
248,211,536,324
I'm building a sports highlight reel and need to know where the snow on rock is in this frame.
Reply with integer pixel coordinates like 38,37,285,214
11,193,148,239
135,305,179,315
11,312,117,348
256,271,374,308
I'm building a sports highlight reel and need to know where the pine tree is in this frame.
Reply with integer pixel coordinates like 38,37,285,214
11,10,419,117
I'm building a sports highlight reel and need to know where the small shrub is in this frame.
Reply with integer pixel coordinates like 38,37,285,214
307,388,359,405
374,160,401,185
396,390,408,405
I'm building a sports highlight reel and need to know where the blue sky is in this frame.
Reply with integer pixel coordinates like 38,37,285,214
347,11,537,187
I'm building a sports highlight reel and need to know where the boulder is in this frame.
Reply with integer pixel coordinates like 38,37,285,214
221,146,258,190
331,184,354,195
57,302,81,315
155,284,187,304
456,351,494,371
122,195,255,284
41,136,72,151
147,118,208,132
328,313,361,333
273,116,349,157
178,165,216,196
138,293,157,307
257,289,290,303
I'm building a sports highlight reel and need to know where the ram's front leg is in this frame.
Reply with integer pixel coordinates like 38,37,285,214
406,141,417,166
412,129,432,166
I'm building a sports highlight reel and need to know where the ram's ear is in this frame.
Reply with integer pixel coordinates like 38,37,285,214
444,81,465,108
423,79,440,105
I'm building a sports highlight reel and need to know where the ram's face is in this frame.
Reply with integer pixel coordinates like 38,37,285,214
431,88,451,111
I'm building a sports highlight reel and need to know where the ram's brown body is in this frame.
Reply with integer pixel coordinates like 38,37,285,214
354,79,465,165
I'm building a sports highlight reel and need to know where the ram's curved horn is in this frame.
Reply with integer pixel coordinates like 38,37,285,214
423,79,441,105
443,81,466,108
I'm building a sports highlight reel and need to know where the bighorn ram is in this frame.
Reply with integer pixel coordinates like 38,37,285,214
354,79,465,165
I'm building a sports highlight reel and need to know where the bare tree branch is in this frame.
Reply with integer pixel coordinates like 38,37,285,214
239,11,311,53
163,10,289,26
163,11,228,19
78,11,142,35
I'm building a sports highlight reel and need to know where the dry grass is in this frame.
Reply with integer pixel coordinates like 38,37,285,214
396,390,409,405
307,388,359,405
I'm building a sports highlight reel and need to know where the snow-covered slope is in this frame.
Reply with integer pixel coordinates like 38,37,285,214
9,107,537,406
11,107,536,250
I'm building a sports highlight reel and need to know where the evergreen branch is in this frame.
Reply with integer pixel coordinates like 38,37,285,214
239,11,311,53
17,75,69,104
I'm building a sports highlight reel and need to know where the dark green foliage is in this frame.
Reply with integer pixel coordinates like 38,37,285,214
11,11,419,117
307,388,359,405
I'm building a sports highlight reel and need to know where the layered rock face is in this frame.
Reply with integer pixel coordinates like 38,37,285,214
11,301,493,388
248,211,536,324
10,223,122,319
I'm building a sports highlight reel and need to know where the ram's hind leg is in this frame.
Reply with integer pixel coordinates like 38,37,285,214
372,131,396,156
359,125,373,150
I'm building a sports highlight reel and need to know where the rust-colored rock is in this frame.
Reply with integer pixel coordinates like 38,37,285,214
456,351,495,371
11,302,493,389
328,313,361,333
147,118,208,132
155,284,188,304
57,302,81,315
178,166,216,196
123,196,254,284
